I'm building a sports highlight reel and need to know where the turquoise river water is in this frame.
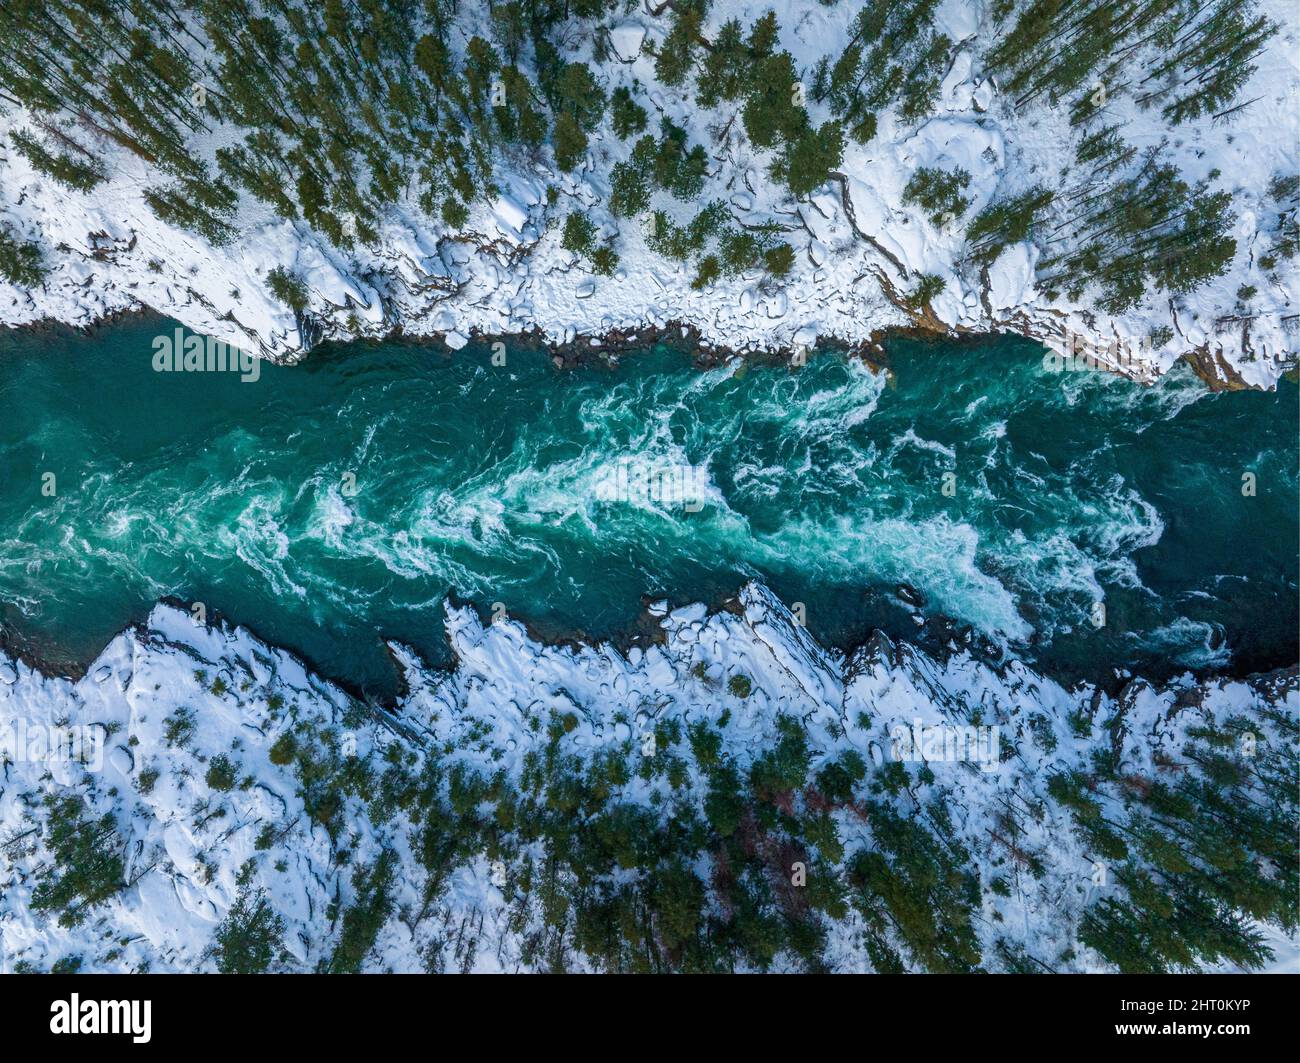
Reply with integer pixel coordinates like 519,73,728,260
0,320,1295,696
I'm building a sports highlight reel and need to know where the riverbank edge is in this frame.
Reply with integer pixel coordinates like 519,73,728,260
4,306,1288,395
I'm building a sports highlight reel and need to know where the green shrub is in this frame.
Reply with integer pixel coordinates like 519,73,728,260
269,733,297,766
815,750,866,803
906,273,946,310
590,245,619,276
163,707,196,748
561,212,596,256
902,166,971,226
691,254,721,290
610,86,648,139
0,224,44,287
763,242,796,277
266,266,309,313
206,754,239,792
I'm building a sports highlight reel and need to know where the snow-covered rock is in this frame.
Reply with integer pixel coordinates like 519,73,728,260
607,22,646,62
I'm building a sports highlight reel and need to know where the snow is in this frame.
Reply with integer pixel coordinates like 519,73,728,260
988,243,1035,312
1,585,1294,972
0,0,1292,385
935,0,981,42
608,22,647,63
489,194,533,245
0,0,1297,966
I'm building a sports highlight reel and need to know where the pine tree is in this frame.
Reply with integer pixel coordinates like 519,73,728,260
0,222,45,287
610,86,647,139
552,110,587,172
9,129,104,191
561,212,596,256
902,166,972,225
653,9,702,88
30,794,124,928
775,121,845,198
965,185,1054,262
210,885,286,973
742,51,806,150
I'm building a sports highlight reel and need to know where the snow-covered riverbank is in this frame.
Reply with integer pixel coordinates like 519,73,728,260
1,0,1296,388
2,585,1294,972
